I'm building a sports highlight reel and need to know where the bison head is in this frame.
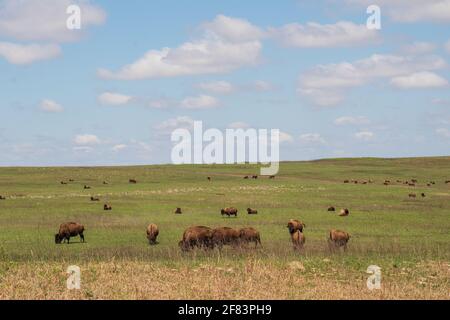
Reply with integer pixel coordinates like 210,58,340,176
54,234,63,244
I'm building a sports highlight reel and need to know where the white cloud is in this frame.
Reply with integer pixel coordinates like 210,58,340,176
73,146,94,153
155,116,195,132
74,134,101,146
269,21,379,48
202,14,266,42
390,72,448,89
0,42,61,64
112,144,127,152
279,131,294,143
180,95,219,109
228,121,250,129
299,54,447,106
253,80,274,92
436,128,450,138
401,42,436,55
445,40,450,54
348,0,450,23
196,81,235,94
98,92,133,106
98,15,262,80
0,0,106,42
355,131,374,141
334,116,370,126
299,133,326,144
39,99,64,113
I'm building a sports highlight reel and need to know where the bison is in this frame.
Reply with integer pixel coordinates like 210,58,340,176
179,226,214,251
247,208,258,215
269,175,276,179
221,207,238,217
84,185,91,190
244,176,249,179
239,227,261,248
0,195,5,200
129,179,137,184
252,175,258,179
60,181,67,185
211,227,240,249
344,180,349,183
55,222,85,244
327,206,336,212
174,207,182,214
291,230,305,251
90,196,100,201
146,224,159,245
287,219,306,233
421,193,426,198
328,229,350,252
103,181,108,185
207,177,212,181
104,204,112,211
409,193,417,198
339,208,349,217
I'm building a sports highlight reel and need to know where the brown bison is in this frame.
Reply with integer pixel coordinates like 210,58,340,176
244,176,249,179
344,180,349,183
0,195,5,200
104,204,112,211
247,208,258,215
211,227,240,249
207,176,212,181
291,230,305,251
175,207,182,214
287,219,306,233
409,193,417,198
103,181,108,185
239,227,261,248
55,222,85,244
129,179,137,184
179,226,214,251
221,207,238,217
252,175,258,179
328,229,350,252
146,224,159,245
339,208,349,217
269,175,276,179
445,180,450,184
421,193,426,198
60,181,67,185
90,196,99,201
84,185,91,190
327,206,336,212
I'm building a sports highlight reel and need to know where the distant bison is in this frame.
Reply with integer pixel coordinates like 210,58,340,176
269,175,276,179
179,226,214,251
247,208,258,215
146,223,159,245
207,177,212,181
445,180,450,184
211,227,240,249
55,222,85,244
287,219,306,233
327,206,336,212
244,176,249,179
239,227,261,248
103,181,108,185
339,208,349,217
408,193,416,198
0,195,6,200
328,229,350,252
84,185,91,190
174,207,182,214
60,181,67,185
90,196,100,201
344,180,349,183
291,230,305,251
129,179,137,184
421,193,426,198
104,204,112,211
221,207,238,217
252,175,258,179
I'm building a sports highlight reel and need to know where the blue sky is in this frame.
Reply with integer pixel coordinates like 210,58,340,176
1,0,450,166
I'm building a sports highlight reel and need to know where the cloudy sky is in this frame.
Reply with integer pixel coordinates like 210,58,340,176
1,0,450,166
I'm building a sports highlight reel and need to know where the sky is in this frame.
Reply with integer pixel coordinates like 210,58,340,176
0,0,450,166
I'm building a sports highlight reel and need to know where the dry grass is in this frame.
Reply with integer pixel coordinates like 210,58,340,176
0,258,448,300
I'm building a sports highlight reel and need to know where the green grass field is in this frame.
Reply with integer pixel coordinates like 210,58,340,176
0,157,449,299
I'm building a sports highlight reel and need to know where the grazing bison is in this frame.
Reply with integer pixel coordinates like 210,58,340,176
252,175,258,179
409,193,417,198
221,207,238,217
90,196,99,201
55,222,85,244
103,181,108,185
84,185,91,190
239,227,261,248
69,179,74,182
445,180,450,184
421,193,426,198
327,206,336,212
174,207,182,214
207,177,212,181
179,226,214,251
0,195,5,200
328,229,350,252
146,224,159,245
339,208,349,217
129,179,137,184
211,227,240,249
60,181,67,185
247,208,258,215
104,204,112,211
287,219,306,233
291,230,305,251
269,175,276,179
344,180,349,183
244,176,249,179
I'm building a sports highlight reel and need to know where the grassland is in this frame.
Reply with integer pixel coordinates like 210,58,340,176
0,157,449,299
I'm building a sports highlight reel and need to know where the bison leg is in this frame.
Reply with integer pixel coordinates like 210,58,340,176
80,233,85,243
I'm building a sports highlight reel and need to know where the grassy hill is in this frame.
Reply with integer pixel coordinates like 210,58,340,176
0,157,449,299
